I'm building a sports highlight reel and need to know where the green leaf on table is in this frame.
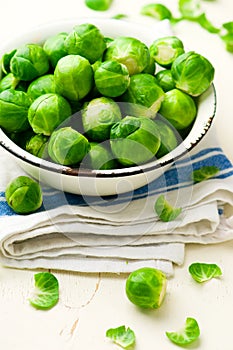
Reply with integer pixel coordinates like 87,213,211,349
191,165,220,183
84,0,113,11
221,33,233,52
196,13,220,33
112,13,128,20
166,317,200,346
188,262,222,283
154,195,182,222
29,272,59,310
140,3,173,20
222,21,233,33
178,0,202,19
106,325,136,349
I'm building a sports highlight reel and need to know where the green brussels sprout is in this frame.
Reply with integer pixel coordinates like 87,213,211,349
85,0,113,11
150,36,185,68
28,93,72,136
94,60,130,97
0,73,18,92
83,142,118,170
104,36,150,75
43,32,68,68
125,267,167,309
5,176,43,214
26,134,49,158
121,74,165,118
155,69,176,92
159,89,197,130
142,54,156,75
82,97,122,141
154,119,178,158
48,126,90,165
0,89,31,132
1,49,16,75
140,3,172,20
171,51,215,96
65,23,106,64
10,43,50,81
27,74,56,100
110,116,161,166
54,54,94,101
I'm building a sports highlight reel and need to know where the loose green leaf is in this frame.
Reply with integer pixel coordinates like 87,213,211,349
178,0,202,19
221,33,233,52
166,317,200,346
106,325,136,349
191,165,220,183
222,21,233,33
29,272,59,310
197,13,220,33
140,3,172,20
112,14,128,20
85,0,113,11
154,195,182,222
188,262,222,283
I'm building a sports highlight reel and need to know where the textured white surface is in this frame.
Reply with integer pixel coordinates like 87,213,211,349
0,1,233,349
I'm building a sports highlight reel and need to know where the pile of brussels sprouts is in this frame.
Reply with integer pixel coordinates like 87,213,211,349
0,23,215,170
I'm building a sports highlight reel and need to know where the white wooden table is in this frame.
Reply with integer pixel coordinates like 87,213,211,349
1,1,233,349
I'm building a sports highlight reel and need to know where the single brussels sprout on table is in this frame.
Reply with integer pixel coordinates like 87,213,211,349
27,74,56,100
150,36,185,68
94,60,130,97
10,43,50,81
155,69,176,92
171,51,215,96
83,142,119,170
48,126,90,166
26,134,49,158
121,73,165,118
5,176,43,214
82,97,122,141
43,32,68,68
104,36,150,75
110,116,161,166
125,267,167,309
154,119,178,158
65,23,106,64
0,89,31,133
159,88,197,130
28,93,72,136
54,54,93,101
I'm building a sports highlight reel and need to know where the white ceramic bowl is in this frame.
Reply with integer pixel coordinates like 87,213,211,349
0,18,217,196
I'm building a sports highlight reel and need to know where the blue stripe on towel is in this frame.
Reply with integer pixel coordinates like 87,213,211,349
1,147,233,216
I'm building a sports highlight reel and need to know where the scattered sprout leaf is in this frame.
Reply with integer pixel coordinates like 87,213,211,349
85,0,113,11
140,3,172,20
188,262,222,283
197,13,220,33
106,325,136,349
221,33,233,52
222,21,233,33
112,14,128,20
191,165,220,182
154,195,182,222
178,0,202,19
166,317,200,346
29,272,59,310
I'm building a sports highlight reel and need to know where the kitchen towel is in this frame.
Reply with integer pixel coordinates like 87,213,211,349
1,124,233,277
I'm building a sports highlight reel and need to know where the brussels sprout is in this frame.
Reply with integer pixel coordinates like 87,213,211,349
94,60,130,97
65,23,106,64
142,54,156,75
28,93,72,136
125,267,167,309
26,134,49,158
54,54,93,101
155,69,176,92
83,142,118,170
10,43,50,81
27,74,56,100
140,3,172,20
43,32,68,68
171,51,215,96
150,36,185,68
121,74,165,118
110,116,161,166
82,97,122,141
48,126,89,165
85,0,113,11
159,89,197,130
5,176,43,214
104,36,150,75
1,49,16,75
0,89,31,132
154,119,178,158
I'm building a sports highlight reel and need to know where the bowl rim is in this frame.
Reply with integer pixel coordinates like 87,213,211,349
0,18,217,178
